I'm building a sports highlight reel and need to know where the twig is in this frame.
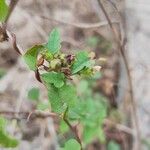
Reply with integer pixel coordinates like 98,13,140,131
7,31,22,55
40,15,119,29
4,29,23,55
63,108,82,148
4,0,19,25
0,109,82,148
0,110,57,120
0,1,22,53
104,119,134,136
107,0,119,13
97,0,141,149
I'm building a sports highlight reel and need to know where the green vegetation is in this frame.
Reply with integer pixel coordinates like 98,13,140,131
23,28,107,149
0,117,19,148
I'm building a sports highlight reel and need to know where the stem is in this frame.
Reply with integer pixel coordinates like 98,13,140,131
0,110,57,120
63,108,82,149
4,0,19,25
97,0,141,149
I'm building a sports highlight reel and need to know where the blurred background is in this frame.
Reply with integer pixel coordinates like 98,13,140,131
0,0,150,150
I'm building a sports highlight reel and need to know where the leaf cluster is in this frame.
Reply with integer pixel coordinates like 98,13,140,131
23,28,98,114
63,79,107,147
23,28,105,149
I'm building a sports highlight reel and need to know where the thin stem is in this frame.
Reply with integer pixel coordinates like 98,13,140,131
40,15,119,29
4,0,19,25
63,108,82,149
0,110,57,120
97,0,141,149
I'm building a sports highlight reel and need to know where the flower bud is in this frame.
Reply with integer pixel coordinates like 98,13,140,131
66,54,75,64
93,66,101,72
50,59,61,69
37,56,44,67
88,52,96,59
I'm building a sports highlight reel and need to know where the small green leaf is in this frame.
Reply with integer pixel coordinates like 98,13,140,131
71,96,107,145
41,72,65,88
0,117,19,148
77,80,88,94
59,84,77,106
83,125,105,144
48,85,65,113
28,88,40,101
108,141,121,150
0,117,7,130
23,45,44,71
59,120,69,134
0,133,19,148
0,0,8,22
97,127,105,143
46,28,61,54
62,139,81,150
48,84,77,113
71,51,92,74
83,126,97,144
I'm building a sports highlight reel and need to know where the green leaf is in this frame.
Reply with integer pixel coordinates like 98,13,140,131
46,28,61,54
23,45,44,71
83,126,97,144
108,141,121,150
41,72,65,88
0,117,7,130
0,132,19,148
0,0,8,22
59,120,69,134
71,51,92,74
77,80,89,94
83,121,105,145
71,97,107,145
0,117,19,148
48,85,65,113
79,68,94,77
62,139,81,150
28,88,40,101
48,84,77,113
97,127,105,143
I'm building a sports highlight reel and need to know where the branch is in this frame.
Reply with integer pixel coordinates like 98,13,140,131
104,119,134,136
0,25,22,54
97,0,141,149
4,0,19,25
63,108,82,148
0,110,57,120
40,16,119,29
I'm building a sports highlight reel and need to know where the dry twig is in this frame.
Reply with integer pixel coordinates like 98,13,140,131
97,0,141,149
0,110,57,120
63,107,82,148
4,0,19,25
40,15,119,29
